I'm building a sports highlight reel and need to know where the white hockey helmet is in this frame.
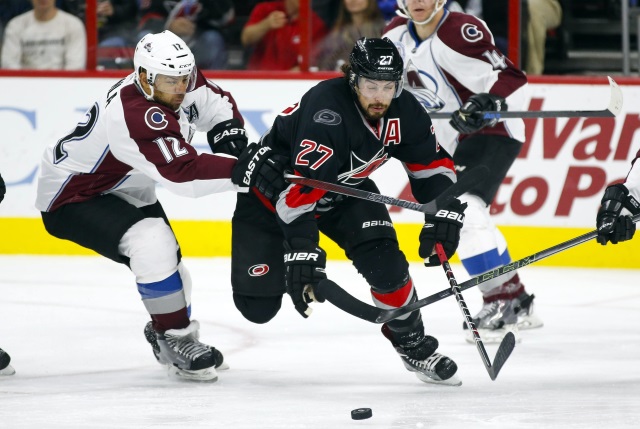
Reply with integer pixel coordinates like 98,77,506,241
396,0,447,25
133,30,197,100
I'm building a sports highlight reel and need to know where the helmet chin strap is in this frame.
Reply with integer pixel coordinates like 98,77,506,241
134,72,156,102
396,0,447,25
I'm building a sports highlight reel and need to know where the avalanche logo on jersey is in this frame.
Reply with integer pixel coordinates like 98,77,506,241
461,23,483,43
338,147,388,185
144,107,169,130
404,60,445,112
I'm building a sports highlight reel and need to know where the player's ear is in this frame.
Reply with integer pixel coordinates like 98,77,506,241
139,69,150,91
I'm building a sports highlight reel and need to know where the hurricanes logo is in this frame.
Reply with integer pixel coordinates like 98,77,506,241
248,264,270,277
313,109,342,126
144,106,168,130
338,148,388,185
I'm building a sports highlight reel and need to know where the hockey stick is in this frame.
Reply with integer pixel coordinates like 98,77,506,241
284,165,489,215
434,242,515,380
428,76,622,119
316,213,640,324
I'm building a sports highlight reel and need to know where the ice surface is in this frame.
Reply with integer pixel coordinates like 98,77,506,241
1,256,639,428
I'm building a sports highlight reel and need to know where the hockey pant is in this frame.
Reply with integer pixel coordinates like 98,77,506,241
231,181,426,335
41,194,191,332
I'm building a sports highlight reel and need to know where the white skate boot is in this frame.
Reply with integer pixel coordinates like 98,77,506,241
514,292,544,330
464,298,521,344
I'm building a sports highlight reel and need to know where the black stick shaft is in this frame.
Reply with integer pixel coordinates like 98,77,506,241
435,243,493,371
317,213,640,325
428,110,615,119
380,212,640,321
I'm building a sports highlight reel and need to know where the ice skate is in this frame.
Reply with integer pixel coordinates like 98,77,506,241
144,320,226,381
382,324,461,386
0,347,15,376
514,292,544,330
463,298,521,344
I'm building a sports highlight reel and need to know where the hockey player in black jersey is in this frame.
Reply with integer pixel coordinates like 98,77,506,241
0,173,14,376
230,37,466,386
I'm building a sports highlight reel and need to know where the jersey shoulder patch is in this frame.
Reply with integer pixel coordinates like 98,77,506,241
437,11,492,48
303,79,349,124
120,88,180,140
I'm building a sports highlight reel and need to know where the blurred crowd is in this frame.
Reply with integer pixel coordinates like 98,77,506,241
0,0,565,74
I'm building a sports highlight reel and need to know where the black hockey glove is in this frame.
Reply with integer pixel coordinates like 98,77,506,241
207,118,248,157
419,199,467,266
0,173,5,204
596,184,638,245
449,93,507,134
254,153,289,204
231,143,289,202
283,238,327,318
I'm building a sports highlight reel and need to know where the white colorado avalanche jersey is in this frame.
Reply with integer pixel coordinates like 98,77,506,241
625,151,640,204
36,70,245,212
383,11,528,154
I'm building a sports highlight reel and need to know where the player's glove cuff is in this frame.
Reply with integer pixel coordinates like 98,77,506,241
207,118,248,157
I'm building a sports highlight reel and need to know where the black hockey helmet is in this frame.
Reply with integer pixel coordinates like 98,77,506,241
349,37,404,98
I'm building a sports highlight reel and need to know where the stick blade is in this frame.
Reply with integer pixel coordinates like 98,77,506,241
488,331,516,380
316,279,382,323
606,76,623,117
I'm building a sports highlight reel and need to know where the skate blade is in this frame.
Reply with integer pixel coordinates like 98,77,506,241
466,326,521,344
0,365,16,376
216,361,230,371
517,314,544,330
167,365,218,382
415,372,462,387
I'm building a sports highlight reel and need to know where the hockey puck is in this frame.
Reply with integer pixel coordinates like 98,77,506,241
351,408,372,420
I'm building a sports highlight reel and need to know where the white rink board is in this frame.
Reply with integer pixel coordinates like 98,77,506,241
1,77,638,228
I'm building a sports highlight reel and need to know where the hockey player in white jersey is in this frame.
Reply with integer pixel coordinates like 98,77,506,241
384,0,542,343
35,31,267,381
0,174,15,376
596,149,640,245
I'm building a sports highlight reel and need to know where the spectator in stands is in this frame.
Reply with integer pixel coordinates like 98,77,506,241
526,0,562,74
312,0,385,71
0,1,32,32
312,0,341,28
137,0,233,70
241,0,327,71
0,0,31,55
1,0,86,70
59,0,138,48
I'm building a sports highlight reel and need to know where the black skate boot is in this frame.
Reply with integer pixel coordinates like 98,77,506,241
144,320,226,381
0,347,15,376
382,324,461,386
